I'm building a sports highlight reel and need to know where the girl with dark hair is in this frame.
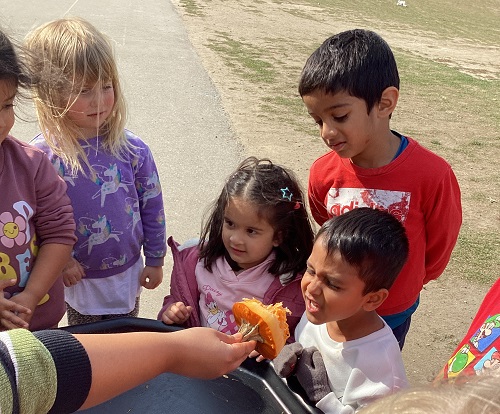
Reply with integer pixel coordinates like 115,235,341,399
158,157,314,340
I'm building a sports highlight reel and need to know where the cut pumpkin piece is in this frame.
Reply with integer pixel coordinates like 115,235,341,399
232,298,291,360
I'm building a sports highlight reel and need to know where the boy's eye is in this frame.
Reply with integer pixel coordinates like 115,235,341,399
326,280,341,291
333,114,348,122
103,84,113,90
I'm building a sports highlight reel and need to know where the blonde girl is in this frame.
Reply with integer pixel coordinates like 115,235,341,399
26,18,166,325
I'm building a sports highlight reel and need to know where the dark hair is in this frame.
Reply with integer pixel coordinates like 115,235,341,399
199,157,314,280
0,30,30,91
298,29,399,113
316,207,408,294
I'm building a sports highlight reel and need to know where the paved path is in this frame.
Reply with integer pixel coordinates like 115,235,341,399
1,0,241,319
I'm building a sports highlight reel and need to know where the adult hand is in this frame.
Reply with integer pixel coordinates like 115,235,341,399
166,328,257,379
76,328,257,410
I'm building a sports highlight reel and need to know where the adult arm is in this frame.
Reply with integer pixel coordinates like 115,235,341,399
77,328,255,410
1,327,255,414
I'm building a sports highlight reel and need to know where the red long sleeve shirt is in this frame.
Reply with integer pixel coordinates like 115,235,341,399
308,136,462,315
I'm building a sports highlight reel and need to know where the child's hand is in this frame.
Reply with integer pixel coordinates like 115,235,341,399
248,350,267,362
8,290,39,327
140,266,163,289
62,258,85,287
0,279,31,330
161,302,192,325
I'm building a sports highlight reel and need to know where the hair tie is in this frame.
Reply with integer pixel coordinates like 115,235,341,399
280,187,293,201
294,202,301,210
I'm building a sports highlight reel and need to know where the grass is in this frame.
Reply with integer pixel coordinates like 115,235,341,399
207,32,277,83
451,228,499,284
178,0,204,16
298,0,500,45
179,0,499,287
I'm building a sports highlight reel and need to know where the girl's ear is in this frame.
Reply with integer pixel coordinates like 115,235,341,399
273,231,283,247
362,288,389,311
377,86,399,118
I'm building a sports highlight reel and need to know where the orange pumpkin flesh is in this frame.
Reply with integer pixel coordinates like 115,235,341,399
232,298,291,360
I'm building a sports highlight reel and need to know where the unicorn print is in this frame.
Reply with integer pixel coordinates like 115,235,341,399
92,163,130,207
125,198,141,232
100,255,127,270
79,215,121,254
156,209,166,238
53,158,76,186
137,171,161,207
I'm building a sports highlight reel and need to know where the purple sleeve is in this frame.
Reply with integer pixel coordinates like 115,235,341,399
135,142,166,266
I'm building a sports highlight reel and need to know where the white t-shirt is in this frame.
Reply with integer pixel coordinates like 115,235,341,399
65,256,143,314
295,313,408,414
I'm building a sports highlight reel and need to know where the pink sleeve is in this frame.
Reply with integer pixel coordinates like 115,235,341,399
157,237,201,327
33,152,77,246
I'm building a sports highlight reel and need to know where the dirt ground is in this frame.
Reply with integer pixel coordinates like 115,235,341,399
170,0,496,385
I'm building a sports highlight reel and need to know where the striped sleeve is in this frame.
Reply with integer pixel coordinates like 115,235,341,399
34,330,92,414
0,329,92,414
0,329,57,414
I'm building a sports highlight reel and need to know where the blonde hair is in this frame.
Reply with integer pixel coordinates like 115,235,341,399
358,369,500,413
25,17,129,173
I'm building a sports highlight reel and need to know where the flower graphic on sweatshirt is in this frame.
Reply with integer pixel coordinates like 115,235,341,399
0,211,27,248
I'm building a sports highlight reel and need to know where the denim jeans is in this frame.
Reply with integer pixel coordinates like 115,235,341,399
391,316,412,350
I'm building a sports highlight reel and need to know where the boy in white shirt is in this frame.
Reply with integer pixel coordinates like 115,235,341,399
274,207,409,413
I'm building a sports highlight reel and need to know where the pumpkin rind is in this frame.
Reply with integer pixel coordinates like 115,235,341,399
232,298,291,359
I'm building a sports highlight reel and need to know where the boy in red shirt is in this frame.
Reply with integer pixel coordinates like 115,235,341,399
300,29,462,348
